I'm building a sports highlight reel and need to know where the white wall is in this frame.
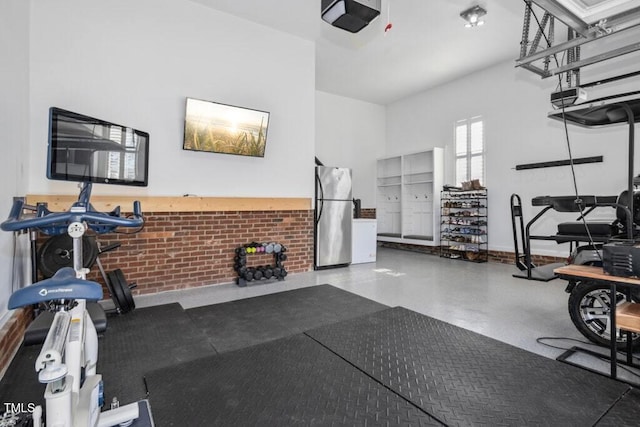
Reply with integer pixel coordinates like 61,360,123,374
0,0,30,325
27,0,315,199
0,0,317,329
315,91,386,208
387,59,636,256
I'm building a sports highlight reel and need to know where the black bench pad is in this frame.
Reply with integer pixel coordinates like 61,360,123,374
23,302,107,346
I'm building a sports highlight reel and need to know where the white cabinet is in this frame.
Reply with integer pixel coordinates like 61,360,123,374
376,156,402,238
376,148,444,246
352,219,377,264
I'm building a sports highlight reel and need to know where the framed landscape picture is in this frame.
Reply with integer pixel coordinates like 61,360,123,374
183,97,270,157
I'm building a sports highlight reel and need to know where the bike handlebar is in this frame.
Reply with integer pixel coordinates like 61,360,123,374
1,199,144,234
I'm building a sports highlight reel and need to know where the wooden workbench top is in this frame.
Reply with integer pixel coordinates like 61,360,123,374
554,264,640,286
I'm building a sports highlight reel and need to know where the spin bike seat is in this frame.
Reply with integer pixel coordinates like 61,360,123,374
8,267,103,310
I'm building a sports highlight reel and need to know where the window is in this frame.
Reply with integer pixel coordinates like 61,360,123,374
455,116,485,186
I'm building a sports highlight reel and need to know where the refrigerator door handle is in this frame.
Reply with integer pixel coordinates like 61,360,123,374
315,174,324,223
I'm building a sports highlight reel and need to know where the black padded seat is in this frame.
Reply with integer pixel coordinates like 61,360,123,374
555,221,615,243
23,302,107,346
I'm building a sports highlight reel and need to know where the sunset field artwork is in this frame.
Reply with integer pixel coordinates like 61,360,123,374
184,98,269,157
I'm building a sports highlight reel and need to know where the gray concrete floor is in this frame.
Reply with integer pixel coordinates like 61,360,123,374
134,246,593,361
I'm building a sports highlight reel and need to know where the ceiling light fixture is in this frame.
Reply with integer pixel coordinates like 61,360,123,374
460,5,486,28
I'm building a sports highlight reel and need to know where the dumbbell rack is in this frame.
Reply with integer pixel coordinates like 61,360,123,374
234,242,288,287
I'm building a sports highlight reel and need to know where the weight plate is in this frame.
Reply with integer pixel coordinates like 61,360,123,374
37,234,99,278
114,269,135,312
107,270,129,313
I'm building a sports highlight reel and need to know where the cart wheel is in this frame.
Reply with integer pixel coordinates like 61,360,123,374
568,280,640,349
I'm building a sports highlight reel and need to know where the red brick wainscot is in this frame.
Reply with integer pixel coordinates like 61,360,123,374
88,209,314,294
0,196,313,378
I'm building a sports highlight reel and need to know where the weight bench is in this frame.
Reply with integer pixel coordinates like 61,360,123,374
24,302,107,346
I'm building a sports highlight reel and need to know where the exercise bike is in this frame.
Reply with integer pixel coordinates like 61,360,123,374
1,183,147,427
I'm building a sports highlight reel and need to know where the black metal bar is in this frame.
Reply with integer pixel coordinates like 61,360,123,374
624,104,635,240
510,194,529,271
556,346,640,387
626,287,633,365
515,156,602,170
610,282,617,379
524,205,554,279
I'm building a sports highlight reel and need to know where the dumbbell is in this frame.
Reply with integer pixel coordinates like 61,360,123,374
273,243,282,253
272,266,281,277
264,265,273,279
236,247,246,256
265,242,275,253
277,253,288,262
254,267,264,280
244,268,255,281
234,256,246,265
280,268,288,278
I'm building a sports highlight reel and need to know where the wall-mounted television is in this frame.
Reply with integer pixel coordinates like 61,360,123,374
183,97,270,158
47,107,149,186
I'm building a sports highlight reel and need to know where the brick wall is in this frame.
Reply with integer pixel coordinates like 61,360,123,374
86,210,315,295
0,307,32,379
0,209,313,380
380,243,566,265
359,208,376,219
379,242,441,256
488,249,566,265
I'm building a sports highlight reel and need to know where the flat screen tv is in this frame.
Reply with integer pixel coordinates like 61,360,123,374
183,97,269,158
47,107,149,186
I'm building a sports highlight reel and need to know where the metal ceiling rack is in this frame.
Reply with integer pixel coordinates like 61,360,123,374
517,0,640,86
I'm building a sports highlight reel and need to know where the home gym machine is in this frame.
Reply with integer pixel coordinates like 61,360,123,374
0,183,151,426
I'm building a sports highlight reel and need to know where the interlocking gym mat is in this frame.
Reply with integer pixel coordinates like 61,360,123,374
98,303,215,404
144,334,442,426
0,286,386,413
306,307,638,426
185,284,387,353
5,286,640,425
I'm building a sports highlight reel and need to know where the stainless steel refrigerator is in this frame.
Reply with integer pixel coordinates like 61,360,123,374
315,166,352,269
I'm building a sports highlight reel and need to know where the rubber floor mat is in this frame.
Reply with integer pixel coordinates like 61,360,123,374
595,387,640,426
306,307,634,427
144,334,442,426
0,304,212,416
186,284,387,353
98,303,215,405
